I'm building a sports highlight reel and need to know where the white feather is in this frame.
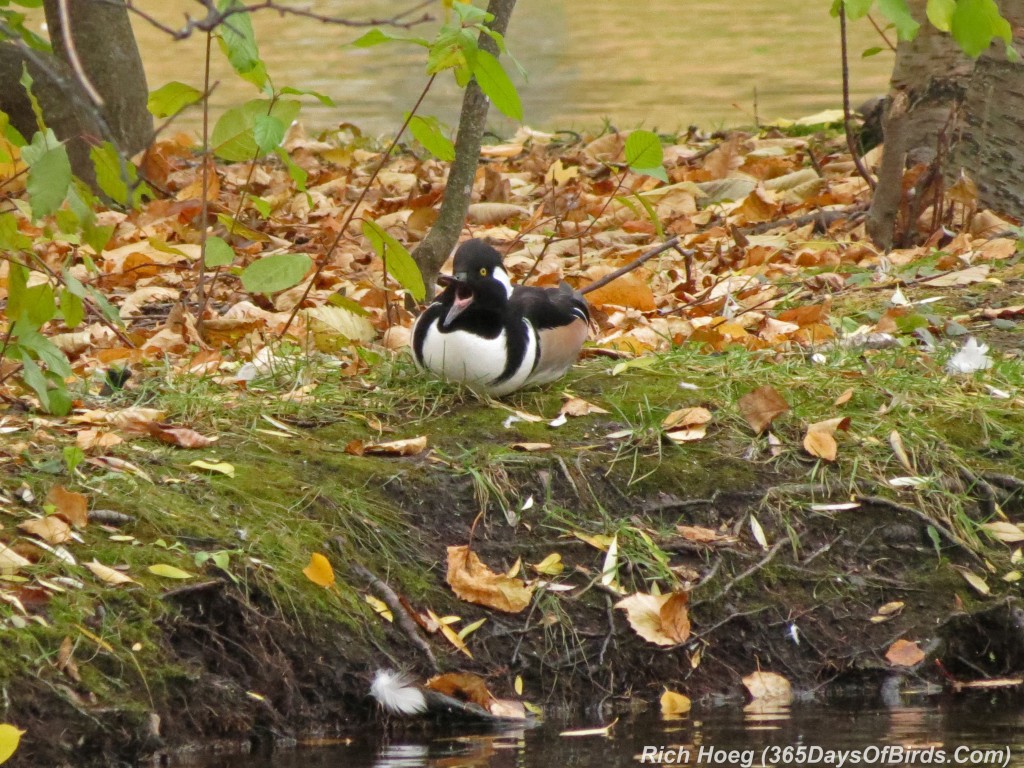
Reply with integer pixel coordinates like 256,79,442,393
370,669,427,715
947,337,992,374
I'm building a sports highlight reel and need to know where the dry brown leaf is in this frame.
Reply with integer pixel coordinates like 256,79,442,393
447,545,533,613
361,436,428,457
957,567,991,595
833,388,854,406
665,426,708,443
560,397,610,417
75,429,124,453
18,517,72,545
737,386,789,434
57,636,81,682
885,638,926,667
676,525,734,545
981,522,1024,543
0,543,32,573
85,560,136,586
46,485,89,528
614,591,690,646
803,430,837,462
425,672,493,709
889,430,914,473
511,442,552,452
661,406,712,430
584,267,656,310
146,422,219,449
742,670,793,704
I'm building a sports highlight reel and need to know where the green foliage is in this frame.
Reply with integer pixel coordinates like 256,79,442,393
408,114,456,161
471,49,522,120
926,0,956,31
239,252,312,294
22,130,71,219
951,0,1012,57
147,81,204,118
215,0,268,89
625,130,668,182
362,219,426,302
204,236,235,268
211,98,301,161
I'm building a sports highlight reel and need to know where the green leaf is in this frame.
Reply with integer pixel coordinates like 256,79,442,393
350,28,429,48
21,282,56,327
239,253,311,294
253,114,285,155
327,293,371,316
148,563,196,580
246,194,272,218
211,99,301,161
15,325,72,378
279,86,336,107
926,0,956,31
147,81,203,118
90,142,129,206
408,115,455,161
861,46,884,57
0,212,31,250
840,0,875,19
275,147,308,192
25,140,71,219
453,1,493,25
471,49,522,121
5,260,29,319
215,0,267,89
63,445,85,474
362,220,425,301
877,0,920,41
950,0,1011,57
625,130,668,182
428,28,473,74
19,65,46,132
85,286,122,325
84,222,115,254
59,288,84,328
204,236,235,268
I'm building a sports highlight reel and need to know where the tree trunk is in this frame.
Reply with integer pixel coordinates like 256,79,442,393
412,0,517,297
0,0,152,186
949,0,1024,216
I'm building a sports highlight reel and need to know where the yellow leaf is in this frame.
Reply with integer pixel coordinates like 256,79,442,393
749,515,769,550
427,608,473,658
85,559,136,586
189,459,235,477
303,553,335,588
446,546,533,613
803,429,837,462
147,563,195,580
514,675,523,695
532,552,564,576
0,723,25,764
742,670,793,703
660,689,692,716
365,594,392,621
457,617,487,640
957,568,990,596
17,516,72,545
661,407,712,430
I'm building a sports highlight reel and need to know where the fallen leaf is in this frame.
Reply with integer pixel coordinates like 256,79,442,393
362,436,428,456
742,671,793,704
18,517,72,545
426,672,493,709
889,430,914,473
303,553,335,588
189,459,236,477
559,719,618,737
85,560,136,586
426,607,473,658
885,638,926,667
511,442,552,452
738,386,789,434
146,422,219,449
365,594,392,621
447,545,534,613
560,397,610,417
803,429,837,461
676,525,734,544
147,563,195,580
662,407,712,430
877,601,905,616
665,426,708,443
0,545,31,573
750,515,769,550
660,689,692,716
76,429,124,452
981,522,1024,543
833,388,854,406
957,567,990,595
614,591,690,646
0,723,25,764
46,485,89,528
532,552,564,575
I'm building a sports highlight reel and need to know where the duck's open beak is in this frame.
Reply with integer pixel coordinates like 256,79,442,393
438,275,474,327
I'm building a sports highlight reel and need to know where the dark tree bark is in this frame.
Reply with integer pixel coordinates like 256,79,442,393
0,0,152,185
868,0,1024,247
412,0,517,296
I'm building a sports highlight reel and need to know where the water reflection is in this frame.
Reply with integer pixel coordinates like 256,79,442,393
177,698,1024,767
122,0,892,135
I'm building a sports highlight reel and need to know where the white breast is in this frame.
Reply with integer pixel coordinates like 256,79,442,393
417,319,538,396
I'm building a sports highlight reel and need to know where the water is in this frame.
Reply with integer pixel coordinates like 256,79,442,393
175,699,1024,767
125,0,893,135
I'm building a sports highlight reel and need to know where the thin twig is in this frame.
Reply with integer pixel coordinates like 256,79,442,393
580,236,683,295
56,0,104,106
839,4,876,190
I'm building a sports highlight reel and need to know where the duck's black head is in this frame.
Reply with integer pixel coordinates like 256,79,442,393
437,240,514,329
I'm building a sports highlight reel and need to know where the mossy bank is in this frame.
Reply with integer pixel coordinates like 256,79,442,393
2,339,1024,766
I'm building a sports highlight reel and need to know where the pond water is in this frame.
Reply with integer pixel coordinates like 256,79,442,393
125,0,893,135
175,697,1024,767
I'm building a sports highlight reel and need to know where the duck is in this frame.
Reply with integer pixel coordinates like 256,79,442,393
411,239,590,396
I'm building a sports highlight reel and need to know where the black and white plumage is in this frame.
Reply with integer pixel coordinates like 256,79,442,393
411,240,590,396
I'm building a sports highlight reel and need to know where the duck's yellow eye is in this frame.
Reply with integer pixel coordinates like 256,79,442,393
479,267,488,276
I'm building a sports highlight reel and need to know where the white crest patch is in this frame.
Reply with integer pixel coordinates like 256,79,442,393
492,266,514,299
